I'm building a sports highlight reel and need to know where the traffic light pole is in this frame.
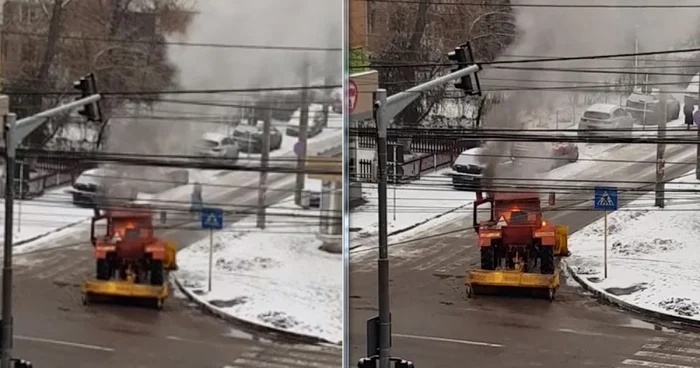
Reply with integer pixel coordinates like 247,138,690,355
367,61,480,368
1,94,101,368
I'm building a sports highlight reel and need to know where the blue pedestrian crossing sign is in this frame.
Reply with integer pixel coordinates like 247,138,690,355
201,207,224,230
594,187,618,211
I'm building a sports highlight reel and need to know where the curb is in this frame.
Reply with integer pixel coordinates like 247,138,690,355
172,276,341,346
564,261,700,329
349,202,469,251
15,218,87,247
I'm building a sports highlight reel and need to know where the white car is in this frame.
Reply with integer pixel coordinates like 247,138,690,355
69,168,137,207
446,147,487,190
197,132,239,160
578,103,634,137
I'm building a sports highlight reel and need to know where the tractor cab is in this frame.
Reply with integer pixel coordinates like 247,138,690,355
473,190,555,232
91,208,154,246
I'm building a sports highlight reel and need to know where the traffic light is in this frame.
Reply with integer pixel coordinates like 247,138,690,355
446,42,481,96
73,73,102,122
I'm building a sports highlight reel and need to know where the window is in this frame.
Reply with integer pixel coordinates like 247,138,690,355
222,138,233,145
613,108,628,118
583,111,611,120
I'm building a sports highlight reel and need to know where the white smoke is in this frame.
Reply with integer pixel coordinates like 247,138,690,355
103,0,341,194
480,0,700,184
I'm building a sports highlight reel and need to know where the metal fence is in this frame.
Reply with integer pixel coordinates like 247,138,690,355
352,150,458,184
352,125,480,154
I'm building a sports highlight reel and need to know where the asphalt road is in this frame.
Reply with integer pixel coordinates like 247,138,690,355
350,142,700,368
7,170,341,367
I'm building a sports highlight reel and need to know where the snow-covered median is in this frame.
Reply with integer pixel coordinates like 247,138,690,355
565,170,700,321
350,169,476,249
0,186,94,244
174,199,342,343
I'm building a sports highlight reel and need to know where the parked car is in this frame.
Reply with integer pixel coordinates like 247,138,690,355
232,122,284,153
549,136,579,169
68,168,137,207
286,104,326,138
578,104,634,137
197,132,240,161
446,147,487,190
625,88,680,125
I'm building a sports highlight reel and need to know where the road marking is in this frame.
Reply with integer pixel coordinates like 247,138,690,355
393,333,503,348
15,335,114,352
621,358,693,367
643,344,700,355
557,328,614,337
634,351,700,364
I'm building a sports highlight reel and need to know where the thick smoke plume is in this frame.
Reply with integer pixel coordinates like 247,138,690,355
481,0,699,185
103,0,341,190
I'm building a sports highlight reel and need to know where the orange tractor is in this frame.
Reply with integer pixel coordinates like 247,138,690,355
81,207,178,309
465,191,569,301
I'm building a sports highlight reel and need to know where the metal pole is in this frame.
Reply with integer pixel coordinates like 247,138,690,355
295,61,310,206
376,89,391,368
247,132,252,159
17,161,22,234
392,145,396,221
603,210,608,279
655,95,667,208
696,76,700,180
1,113,16,368
634,25,639,88
208,229,213,293
257,110,271,229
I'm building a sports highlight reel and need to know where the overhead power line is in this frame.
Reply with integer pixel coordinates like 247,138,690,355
351,46,700,70
2,84,342,97
12,149,343,176
359,0,700,8
3,30,342,52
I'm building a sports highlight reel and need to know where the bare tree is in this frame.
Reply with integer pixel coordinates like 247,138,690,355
1,0,193,148
366,0,515,127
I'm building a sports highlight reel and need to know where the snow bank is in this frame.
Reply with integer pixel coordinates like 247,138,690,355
349,168,476,251
0,186,93,244
565,170,700,321
175,199,342,343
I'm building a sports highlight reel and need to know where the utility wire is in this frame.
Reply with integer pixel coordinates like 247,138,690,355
2,84,342,97
356,0,700,8
2,30,342,52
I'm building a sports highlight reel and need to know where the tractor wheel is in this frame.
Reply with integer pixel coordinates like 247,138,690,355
150,260,164,286
480,246,495,270
96,259,110,280
540,246,555,275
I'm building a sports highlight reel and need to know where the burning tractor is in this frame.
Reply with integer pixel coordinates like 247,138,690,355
465,190,569,301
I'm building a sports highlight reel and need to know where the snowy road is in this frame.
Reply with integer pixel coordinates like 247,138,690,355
6,132,342,367
349,141,700,368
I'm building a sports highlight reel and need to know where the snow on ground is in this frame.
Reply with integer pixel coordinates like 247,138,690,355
350,168,476,252
564,170,700,321
0,186,93,244
175,198,342,343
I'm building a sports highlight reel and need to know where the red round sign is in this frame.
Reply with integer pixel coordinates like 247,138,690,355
348,79,358,113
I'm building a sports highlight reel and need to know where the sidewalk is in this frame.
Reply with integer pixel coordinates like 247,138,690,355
564,170,700,322
0,186,94,245
349,168,476,250
174,196,342,343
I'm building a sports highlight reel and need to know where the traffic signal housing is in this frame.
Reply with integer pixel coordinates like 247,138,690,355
73,73,103,122
446,42,482,96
